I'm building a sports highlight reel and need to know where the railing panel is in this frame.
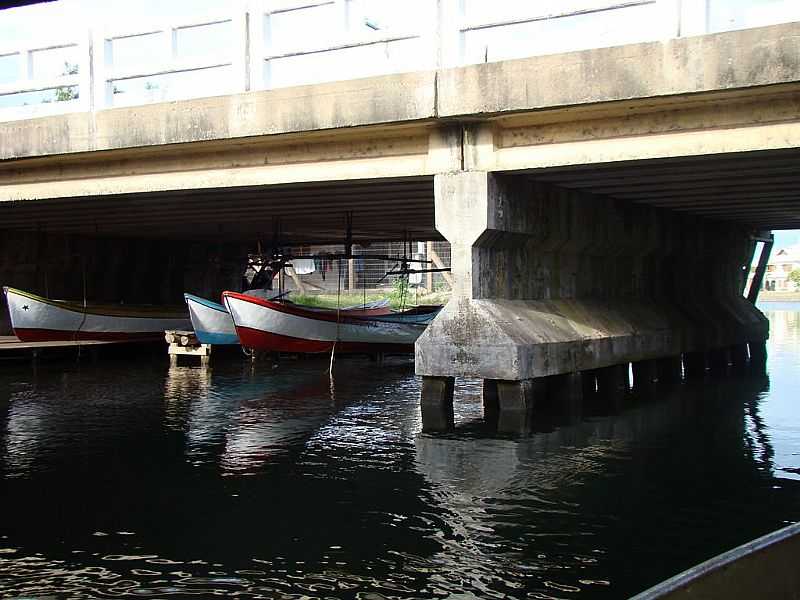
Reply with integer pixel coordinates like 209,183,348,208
109,65,234,107
1,0,800,122
708,0,800,33
0,53,20,85
175,21,234,61
108,32,164,72
29,45,82,80
265,36,427,88
461,2,667,65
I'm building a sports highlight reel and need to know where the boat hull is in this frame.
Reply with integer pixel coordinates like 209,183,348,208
223,291,431,354
185,293,239,345
3,287,190,342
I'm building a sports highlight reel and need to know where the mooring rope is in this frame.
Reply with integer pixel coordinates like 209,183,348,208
329,258,343,376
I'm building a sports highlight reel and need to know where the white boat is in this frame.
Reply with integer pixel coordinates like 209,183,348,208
222,290,440,354
3,286,190,342
185,293,239,345
186,292,394,346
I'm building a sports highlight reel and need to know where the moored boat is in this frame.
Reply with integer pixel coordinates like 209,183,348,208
222,290,440,354
185,293,239,345
3,286,190,342
186,292,394,346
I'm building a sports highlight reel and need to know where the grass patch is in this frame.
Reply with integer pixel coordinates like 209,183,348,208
291,291,450,310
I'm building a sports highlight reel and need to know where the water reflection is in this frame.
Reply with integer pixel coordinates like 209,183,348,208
0,308,799,598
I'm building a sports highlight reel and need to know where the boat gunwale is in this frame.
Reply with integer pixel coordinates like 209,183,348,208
184,293,227,313
4,287,188,319
630,521,800,599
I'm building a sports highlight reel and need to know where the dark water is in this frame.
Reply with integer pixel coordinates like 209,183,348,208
1,306,799,599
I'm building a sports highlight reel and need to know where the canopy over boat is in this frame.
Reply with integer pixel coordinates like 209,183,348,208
222,291,440,354
3,287,190,342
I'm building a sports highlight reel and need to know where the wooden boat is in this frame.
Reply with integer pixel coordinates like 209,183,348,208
631,521,800,599
3,286,190,342
221,290,440,354
185,293,239,345
186,293,394,346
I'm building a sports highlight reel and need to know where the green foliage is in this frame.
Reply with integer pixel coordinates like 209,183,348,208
788,269,800,290
388,276,410,305
50,61,79,103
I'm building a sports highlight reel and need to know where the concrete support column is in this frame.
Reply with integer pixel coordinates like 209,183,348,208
657,356,683,384
496,379,544,435
730,343,749,372
548,372,583,421
708,347,731,375
414,168,769,393
483,378,499,424
683,351,707,379
420,376,455,432
632,359,659,392
749,341,768,373
596,364,629,412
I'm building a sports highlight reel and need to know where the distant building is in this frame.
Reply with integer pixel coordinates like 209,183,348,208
749,245,800,292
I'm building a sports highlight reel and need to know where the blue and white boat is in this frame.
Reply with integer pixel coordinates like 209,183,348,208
184,293,239,345
185,292,396,346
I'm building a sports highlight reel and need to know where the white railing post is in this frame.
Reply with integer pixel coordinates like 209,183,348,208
78,28,93,112
96,31,112,109
233,1,251,92
248,0,265,91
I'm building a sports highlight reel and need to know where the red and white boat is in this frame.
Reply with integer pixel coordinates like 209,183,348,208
222,291,440,354
3,286,190,342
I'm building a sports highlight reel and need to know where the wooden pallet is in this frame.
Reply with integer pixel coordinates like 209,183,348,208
165,330,211,366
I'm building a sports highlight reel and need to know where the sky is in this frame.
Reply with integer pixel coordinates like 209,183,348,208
774,231,800,251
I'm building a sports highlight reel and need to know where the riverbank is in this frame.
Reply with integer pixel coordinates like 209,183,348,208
759,291,800,302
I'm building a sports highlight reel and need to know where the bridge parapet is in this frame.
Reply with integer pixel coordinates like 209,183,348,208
1,0,798,122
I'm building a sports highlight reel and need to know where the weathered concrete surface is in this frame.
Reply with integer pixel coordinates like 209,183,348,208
437,22,800,118
0,71,438,159
415,172,768,381
2,22,800,163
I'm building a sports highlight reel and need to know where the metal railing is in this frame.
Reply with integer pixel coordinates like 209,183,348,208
0,0,797,122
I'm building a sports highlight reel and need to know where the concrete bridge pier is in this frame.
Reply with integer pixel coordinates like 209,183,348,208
416,170,769,432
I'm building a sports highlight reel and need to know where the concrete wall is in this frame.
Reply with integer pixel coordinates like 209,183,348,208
0,230,247,336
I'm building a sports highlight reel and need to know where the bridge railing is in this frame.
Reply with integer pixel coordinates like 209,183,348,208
0,0,797,122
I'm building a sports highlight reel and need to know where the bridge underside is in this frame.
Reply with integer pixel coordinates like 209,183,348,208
2,22,800,430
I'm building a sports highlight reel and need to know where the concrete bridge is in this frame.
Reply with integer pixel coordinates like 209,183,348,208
1,1,799,430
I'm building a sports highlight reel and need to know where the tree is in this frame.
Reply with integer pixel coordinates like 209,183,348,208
51,61,79,103
788,268,800,291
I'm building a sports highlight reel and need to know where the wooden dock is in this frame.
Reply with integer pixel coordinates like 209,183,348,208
0,335,152,360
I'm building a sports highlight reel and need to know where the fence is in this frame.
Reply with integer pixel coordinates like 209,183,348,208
2,0,798,121
254,240,452,298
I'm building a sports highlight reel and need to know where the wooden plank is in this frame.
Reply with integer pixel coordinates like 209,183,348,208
426,241,433,292
285,266,306,294
429,246,453,289
0,337,150,351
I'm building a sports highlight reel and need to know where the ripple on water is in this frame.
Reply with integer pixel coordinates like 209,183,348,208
2,319,800,599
